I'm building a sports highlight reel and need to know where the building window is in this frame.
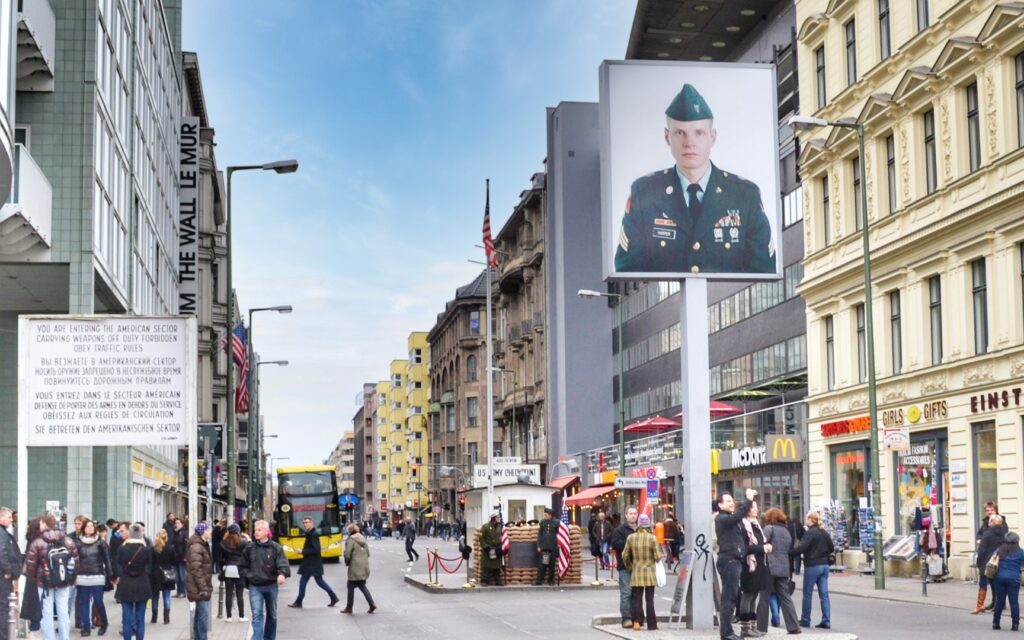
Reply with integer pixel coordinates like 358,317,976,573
856,303,866,383
822,175,831,247
929,275,942,366
831,444,868,547
973,421,997,515
895,434,947,535
469,310,480,335
916,0,929,31
466,355,477,382
923,109,937,194
1017,53,1024,148
467,396,478,427
782,186,803,227
852,156,863,231
845,19,857,86
878,0,891,60
885,134,896,214
825,315,835,390
890,290,902,375
966,82,981,172
815,45,827,109
467,442,478,467
972,258,988,355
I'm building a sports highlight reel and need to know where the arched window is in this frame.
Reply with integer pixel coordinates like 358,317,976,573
466,355,478,381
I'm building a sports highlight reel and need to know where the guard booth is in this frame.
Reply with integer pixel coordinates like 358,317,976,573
462,483,583,585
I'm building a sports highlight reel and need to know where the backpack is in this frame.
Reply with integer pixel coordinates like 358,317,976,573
42,539,75,588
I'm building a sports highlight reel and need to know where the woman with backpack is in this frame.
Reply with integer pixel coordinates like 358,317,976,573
22,514,78,640
220,524,248,622
992,531,1024,630
75,519,110,636
150,529,176,624
113,524,153,640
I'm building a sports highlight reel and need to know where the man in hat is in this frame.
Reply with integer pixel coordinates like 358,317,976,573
533,508,559,586
614,83,775,275
479,512,504,586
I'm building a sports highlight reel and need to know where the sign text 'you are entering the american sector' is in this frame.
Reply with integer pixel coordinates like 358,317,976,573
24,316,192,447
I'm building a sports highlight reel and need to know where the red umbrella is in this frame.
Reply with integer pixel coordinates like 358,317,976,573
673,400,741,420
624,415,682,433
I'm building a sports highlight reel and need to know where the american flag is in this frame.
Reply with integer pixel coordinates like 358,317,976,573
557,494,571,578
231,323,249,413
482,179,497,268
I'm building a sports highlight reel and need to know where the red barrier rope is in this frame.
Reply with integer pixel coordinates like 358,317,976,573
435,556,465,574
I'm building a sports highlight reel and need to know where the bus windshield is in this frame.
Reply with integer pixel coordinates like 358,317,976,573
279,471,335,496
277,496,341,538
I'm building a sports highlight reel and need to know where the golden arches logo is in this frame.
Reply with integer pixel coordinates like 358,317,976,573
772,437,798,460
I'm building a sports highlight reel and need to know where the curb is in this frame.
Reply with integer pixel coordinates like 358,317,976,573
403,574,620,593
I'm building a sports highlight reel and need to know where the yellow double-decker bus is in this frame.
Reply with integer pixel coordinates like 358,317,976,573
274,465,343,561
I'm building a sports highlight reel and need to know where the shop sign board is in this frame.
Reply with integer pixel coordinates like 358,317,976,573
629,465,667,480
766,435,802,462
883,427,910,451
719,445,766,470
473,464,541,487
971,387,1024,414
820,416,870,438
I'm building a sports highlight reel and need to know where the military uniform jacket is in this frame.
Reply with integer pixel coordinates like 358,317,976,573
536,520,559,551
478,523,504,571
614,164,774,275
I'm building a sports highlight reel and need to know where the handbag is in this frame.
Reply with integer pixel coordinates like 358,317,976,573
224,564,240,579
985,553,1001,579
655,560,667,588
160,565,176,586
786,578,796,595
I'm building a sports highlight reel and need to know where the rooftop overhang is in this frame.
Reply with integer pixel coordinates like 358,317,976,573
626,0,790,62
16,0,55,92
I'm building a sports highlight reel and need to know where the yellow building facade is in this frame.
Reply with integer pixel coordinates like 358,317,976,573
797,0,1024,578
373,379,392,517
405,332,431,512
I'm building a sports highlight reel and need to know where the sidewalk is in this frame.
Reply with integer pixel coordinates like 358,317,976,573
798,571,977,610
98,594,250,640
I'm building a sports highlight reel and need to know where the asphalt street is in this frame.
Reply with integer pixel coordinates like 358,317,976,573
238,536,1001,639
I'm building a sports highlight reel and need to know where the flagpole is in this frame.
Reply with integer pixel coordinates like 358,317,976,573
484,178,495,519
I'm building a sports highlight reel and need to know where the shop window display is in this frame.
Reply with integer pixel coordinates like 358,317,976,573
831,445,868,547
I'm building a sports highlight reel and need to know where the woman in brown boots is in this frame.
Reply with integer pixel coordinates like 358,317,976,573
974,513,1007,614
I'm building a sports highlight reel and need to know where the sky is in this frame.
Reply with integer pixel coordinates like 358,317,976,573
181,1,636,468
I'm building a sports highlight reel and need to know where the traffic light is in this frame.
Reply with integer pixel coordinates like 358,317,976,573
345,502,354,511
410,463,418,476
458,495,466,506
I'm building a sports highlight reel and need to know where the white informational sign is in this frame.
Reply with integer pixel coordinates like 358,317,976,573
950,473,967,487
492,456,522,466
178,116,200,314
883,427,910,451
600,60,782,281
614,477,647,489
473,464,540,487
20,316,195,447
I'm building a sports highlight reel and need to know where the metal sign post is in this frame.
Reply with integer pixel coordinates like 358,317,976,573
679,280,713,630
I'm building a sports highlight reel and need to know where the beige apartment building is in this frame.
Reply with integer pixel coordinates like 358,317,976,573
797,0,1024,578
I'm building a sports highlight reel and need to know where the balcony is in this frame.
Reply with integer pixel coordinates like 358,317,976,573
16,0,55,92
533,311,543,333
520,320,532,343
0,145,51,260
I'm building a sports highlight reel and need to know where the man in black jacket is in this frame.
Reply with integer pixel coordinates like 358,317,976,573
241,520,291,640
0,507,21,640
610,506,638,628
715,488,759,640
288,517,339,608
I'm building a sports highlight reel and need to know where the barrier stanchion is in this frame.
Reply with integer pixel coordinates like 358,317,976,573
216,577,224,619
8,586,18,640
463,550,474,589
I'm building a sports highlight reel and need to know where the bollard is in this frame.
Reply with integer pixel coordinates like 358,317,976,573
8,587,17,640
216,577,224,619
920,553,928,597
591,559,601,587
463,550,474,589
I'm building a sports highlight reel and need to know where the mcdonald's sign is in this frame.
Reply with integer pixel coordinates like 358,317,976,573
766,435,803,463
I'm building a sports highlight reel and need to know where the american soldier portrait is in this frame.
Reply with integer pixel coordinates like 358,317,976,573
613,83,775,275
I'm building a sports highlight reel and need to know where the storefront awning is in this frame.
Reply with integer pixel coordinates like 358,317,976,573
549,475,579,491
625,416,681,433
564,485,615,507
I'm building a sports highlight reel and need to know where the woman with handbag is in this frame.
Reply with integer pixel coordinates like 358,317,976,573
150,529,176,624
113,524,153,640
739,501,772,638
975,514,1008,614
621,514,664,631
791,511,833,630
75,519,110,636
220,524,248,622
992,531,1024,630
759,508,801,635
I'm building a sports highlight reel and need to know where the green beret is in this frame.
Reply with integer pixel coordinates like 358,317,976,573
665,83,713,121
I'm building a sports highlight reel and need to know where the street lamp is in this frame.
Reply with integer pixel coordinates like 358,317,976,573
790,114,882,590
225,161,298,526
578,288,626,515
250,359,288,518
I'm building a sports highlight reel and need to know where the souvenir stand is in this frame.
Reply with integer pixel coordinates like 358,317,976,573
817,501,848,571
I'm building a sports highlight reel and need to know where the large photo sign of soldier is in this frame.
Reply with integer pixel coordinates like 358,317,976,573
600,61,782,281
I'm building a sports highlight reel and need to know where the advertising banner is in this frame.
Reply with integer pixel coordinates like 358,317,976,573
20,316,196,447
600,60,782,281
178,116,200,314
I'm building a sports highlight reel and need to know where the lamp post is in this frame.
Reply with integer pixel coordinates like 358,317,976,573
578,289,625,515
260,434,279,519
790,115,882,590
225,160,298,525
246,304,291,520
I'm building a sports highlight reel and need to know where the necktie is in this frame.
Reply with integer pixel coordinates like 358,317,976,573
687,184,703,217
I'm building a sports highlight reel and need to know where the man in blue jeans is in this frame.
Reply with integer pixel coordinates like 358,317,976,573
186,523,214,640
609,506,638,628
241,520,291,640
